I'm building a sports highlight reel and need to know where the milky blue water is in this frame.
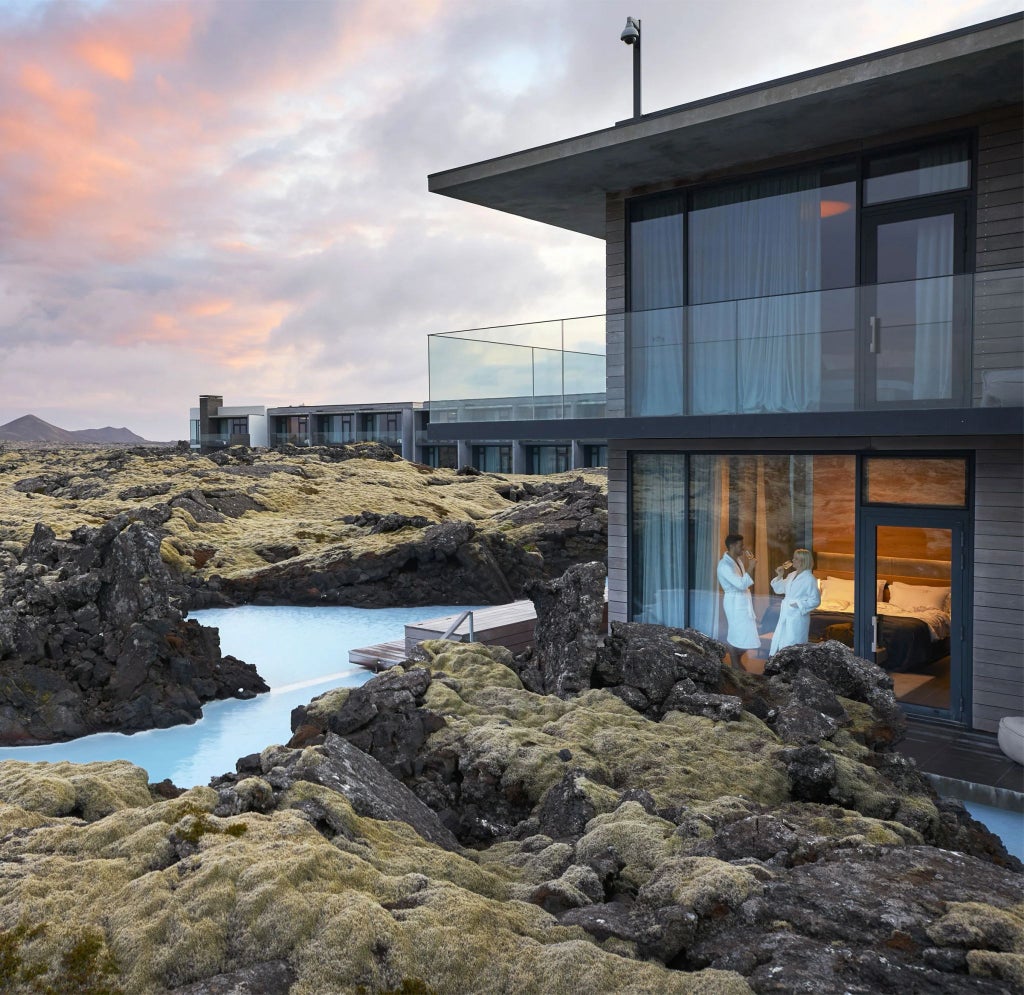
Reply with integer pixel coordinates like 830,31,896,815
0,604,477,788
964,801,1024,861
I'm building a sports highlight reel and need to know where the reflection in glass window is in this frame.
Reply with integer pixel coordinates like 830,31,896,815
630,454,687,627
865,140,970,205
626,454,858,654
527,445,571,474
629,195,686,416
687,164,855,415
865,457,967,506
473,445,513,474
688,455,842,642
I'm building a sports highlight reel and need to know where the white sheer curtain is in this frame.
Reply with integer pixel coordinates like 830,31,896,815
632,454,687,627
688,455,729,638
689,172,823,414
913,216,954,400
629,202,685,416
911,144,959,401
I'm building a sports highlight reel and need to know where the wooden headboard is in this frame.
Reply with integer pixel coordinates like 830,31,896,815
815,550,950,587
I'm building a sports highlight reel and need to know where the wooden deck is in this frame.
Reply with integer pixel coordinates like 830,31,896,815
348,639,410,673
349,598,608,673
349,600,538,672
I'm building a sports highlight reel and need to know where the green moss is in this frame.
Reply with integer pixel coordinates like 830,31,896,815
576,804,681,893
0,922,123,995
0,921,47,992
304,686,352,723
638,857,765,915
966,950,1024,986
0,761,154,822
419,641,523,693
927,901,1024,953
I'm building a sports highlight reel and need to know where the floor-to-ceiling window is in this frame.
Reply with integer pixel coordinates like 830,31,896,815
686,455,853,642
526,445,571,474
626,136,971,417
473,445,513,474
630,454,687,627
629,450,968,719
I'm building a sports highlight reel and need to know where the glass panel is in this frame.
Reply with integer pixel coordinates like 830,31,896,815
630,454,687,627
865,458,967,506
690,163,855,302
865,140,970,205
872,213,955,402
629,195,686,416
428,315,605,422
686,454,856,671
687,164,856,415
874,526,952,711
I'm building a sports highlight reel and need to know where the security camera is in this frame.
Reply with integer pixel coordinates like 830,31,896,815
620,17,640,45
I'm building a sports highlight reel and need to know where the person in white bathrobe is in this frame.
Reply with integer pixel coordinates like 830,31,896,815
768,548,821,656
717,533,759,668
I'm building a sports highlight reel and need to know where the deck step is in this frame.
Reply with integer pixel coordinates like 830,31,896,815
348,639,409,672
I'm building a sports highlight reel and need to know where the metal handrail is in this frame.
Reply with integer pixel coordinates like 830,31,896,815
441,610,475,642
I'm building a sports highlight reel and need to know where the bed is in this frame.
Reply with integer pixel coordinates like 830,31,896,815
806,553,951,673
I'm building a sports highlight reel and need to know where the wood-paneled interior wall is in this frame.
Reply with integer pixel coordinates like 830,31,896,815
810,456,856,556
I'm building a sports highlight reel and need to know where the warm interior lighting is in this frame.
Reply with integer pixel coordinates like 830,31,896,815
820,199,852,218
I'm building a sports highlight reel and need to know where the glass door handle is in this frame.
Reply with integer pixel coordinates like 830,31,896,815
871,615,879,653
869,316,882,354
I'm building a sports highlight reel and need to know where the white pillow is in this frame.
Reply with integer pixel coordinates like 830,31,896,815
888,581,949,612
821,576,855,604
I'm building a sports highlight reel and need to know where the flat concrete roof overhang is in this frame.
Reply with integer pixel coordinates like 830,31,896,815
428,14,1024,238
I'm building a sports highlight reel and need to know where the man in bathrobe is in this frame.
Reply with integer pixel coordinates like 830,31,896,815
717,533,759,669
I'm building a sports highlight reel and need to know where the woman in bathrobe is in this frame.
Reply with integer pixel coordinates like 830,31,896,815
717,533,760,668
769,548,821,656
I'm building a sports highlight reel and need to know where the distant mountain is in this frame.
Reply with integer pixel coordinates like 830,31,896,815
0,414,150,445
70,426,151,444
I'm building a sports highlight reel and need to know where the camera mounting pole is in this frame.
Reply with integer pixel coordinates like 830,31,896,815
620,17,642,119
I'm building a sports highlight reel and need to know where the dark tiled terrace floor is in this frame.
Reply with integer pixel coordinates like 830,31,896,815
901,717,1024,811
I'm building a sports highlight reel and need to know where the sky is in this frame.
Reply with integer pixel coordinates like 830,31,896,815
0,0,1017,440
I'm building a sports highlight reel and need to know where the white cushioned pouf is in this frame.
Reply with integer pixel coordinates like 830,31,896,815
998,716,1024,766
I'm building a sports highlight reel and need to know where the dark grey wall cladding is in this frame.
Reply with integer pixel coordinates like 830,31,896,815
974,106,1024,406
972,439,1024,732
606,442,628,623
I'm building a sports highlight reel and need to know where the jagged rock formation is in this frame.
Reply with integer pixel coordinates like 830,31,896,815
1,634,1018,994
0,515,267,744
215,475,608,608
0,446,608,609
219,518,546,607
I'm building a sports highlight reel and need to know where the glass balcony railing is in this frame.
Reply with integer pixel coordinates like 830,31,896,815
428,314,607,421
198,433,242,448
427,271,1022,421
269,431,403,448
